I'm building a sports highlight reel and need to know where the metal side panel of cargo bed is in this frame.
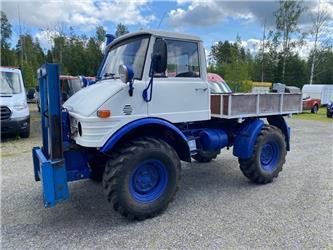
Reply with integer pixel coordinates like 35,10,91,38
210,93,302,119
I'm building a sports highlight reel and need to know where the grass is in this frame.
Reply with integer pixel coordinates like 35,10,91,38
0,152,19,158
292,107,333,123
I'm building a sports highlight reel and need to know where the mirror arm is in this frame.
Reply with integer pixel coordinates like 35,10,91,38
129,79,134,97
143,66,154,102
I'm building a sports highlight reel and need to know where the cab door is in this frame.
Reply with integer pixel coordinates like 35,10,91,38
147,38,210,123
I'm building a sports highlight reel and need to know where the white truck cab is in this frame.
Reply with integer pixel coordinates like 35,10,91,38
64,30,209,147
0,67,30,138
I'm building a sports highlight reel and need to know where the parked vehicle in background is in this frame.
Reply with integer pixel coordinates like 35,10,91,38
327,101,333,118
302,84,333,105
0,66,30,138
207,73,232,94
285,86,300,94
61,75,92,101
302,96,321,113
272,83,300,94
26,88,37,103
272,83,286,93
36,75,95,111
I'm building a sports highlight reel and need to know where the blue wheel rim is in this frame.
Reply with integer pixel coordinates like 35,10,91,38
129,160,168,203
260,141,280,172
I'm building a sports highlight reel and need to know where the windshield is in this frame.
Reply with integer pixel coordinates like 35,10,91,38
0,71,22,94
101,36,149,80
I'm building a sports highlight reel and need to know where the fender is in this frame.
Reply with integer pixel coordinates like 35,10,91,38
267,115,290,151
233,119,264,159
100,117,190,159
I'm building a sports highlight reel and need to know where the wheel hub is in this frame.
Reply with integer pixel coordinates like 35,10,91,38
134,166,159,192
261,144,274,165
260,141,279,172
130,160,168,203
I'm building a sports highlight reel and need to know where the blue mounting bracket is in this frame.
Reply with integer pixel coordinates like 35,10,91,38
33,147,69,208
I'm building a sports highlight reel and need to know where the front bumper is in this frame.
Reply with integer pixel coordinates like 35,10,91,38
1,116,30,135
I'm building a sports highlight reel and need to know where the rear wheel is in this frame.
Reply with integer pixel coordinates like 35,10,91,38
102,137,181,220
327,110,332,118
192,150,220,163
239,125,286,184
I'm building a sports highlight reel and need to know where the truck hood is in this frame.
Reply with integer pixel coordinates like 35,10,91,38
63,79,124,116
0,93,26,107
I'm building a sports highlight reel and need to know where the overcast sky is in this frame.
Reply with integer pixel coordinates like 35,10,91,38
2,0,333,58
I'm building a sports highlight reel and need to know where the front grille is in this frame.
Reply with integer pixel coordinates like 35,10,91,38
123,104,133,115
1,106,11,120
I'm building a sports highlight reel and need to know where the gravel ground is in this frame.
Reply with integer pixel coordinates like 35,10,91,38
1,105,332,249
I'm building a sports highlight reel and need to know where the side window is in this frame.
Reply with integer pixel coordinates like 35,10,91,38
165,39,200,78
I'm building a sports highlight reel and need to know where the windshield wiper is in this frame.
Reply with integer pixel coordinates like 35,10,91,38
103,72,118,80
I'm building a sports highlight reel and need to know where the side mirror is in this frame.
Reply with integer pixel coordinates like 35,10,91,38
119,64,134,84
105,34,115,46
151,39,167,74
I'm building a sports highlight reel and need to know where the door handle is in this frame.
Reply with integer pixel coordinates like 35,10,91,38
195,87,208,91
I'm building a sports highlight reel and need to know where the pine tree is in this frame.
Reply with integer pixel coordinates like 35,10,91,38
115,23,129,38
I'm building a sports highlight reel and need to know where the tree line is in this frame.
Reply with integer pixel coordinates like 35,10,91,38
209,0,333,91
1,0,332,91
1,12,129,89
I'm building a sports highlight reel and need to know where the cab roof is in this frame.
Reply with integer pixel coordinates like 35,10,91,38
0,66,21,73
107,30,202,50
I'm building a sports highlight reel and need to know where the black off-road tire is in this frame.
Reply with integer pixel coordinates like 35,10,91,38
238,125,286,184
20,128,30,138
192,150,220,163
102,137,181,220
327,110,332,118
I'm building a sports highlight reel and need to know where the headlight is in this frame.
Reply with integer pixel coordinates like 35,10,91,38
13,101,28,111
70,117,78,136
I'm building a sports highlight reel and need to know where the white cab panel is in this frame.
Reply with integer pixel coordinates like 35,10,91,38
148,77,210,122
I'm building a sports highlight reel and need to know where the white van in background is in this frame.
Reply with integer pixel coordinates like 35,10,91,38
302,84,333,105
0,67,30,138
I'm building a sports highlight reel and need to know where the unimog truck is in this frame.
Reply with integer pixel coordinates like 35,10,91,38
33,30,302,220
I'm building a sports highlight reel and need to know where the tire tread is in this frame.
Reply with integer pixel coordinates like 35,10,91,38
239,124,286,184
103,137,181,220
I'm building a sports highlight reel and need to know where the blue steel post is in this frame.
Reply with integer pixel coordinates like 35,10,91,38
46,64,63,160
38,67,49,157
34,64,69,207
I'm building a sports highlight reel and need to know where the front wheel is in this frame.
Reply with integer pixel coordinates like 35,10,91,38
102,137,181,220
20,128,30,138
239,125,286,184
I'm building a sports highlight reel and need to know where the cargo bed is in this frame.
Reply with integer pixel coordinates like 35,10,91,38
211,93,302,119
